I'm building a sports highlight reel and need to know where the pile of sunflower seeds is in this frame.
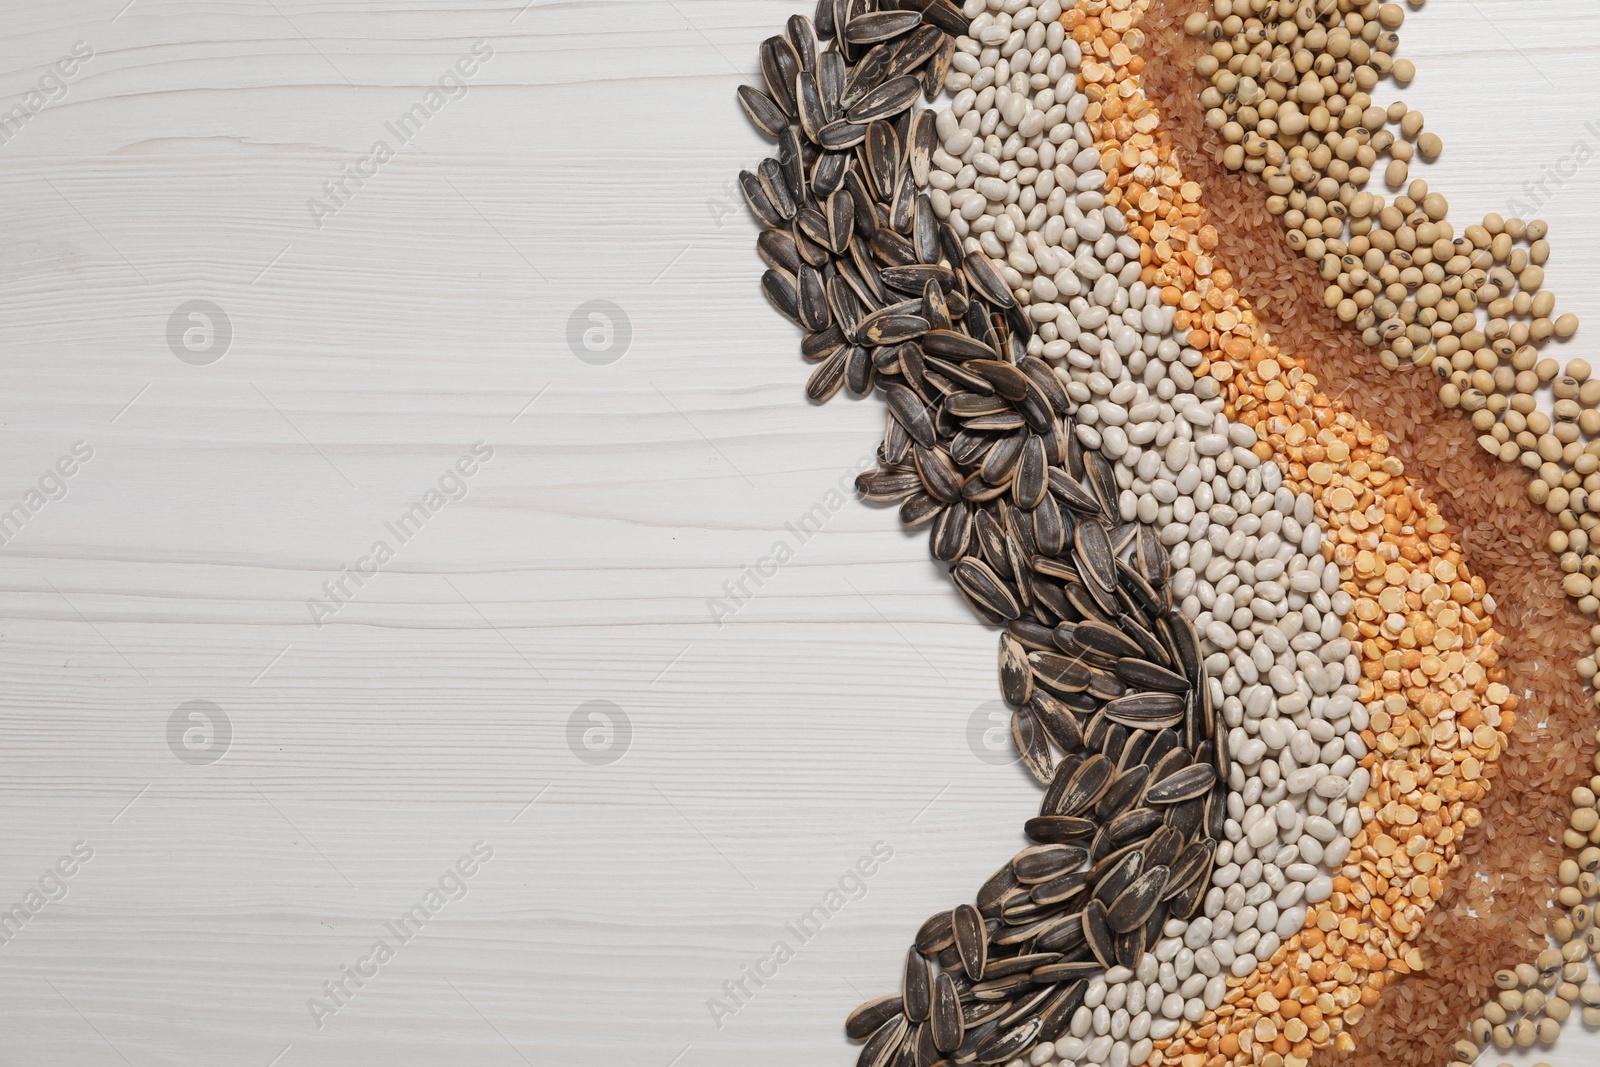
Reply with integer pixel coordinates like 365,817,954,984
736,4,1236,1065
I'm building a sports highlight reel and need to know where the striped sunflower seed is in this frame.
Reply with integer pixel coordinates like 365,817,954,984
759,36,800,117
931,972,963,1052
952,557,1020,622
844,10,922,44
903,947,931,1023
1143,763,1217,804
738,84,788,137
846,994,904,1041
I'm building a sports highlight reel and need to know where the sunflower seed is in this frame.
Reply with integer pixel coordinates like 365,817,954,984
909,108,936,186
1072,520,1117,592
847,74,922,123
1024,815,1096,844
973,1017,1043,1064
740,170,784,227
963,360,1029,402
798,265,831,331
1016,356,1070,416
1136,525,1170,585
1082,899,1114,967
982,952,1059,981
857,1015,908,1067
1114,657,1189,693
921,280,951,332
932,502,973,563
812,147,850,196
829,278,864,340
978,432,1023,485
802,323,846,362
1102,691,1186,729
840,41,890,107
806,346,849,402
738,84,789,137
814,0,836,38
901,947,931,1023
963,252,1015,309
760,36,801,117
1108,806,1163,843
1028,692,1084,753
787,13,818,71
848,994,906,1041
1029,960,1100,984
912,1020,937,1067
1037,980,1087,1041
998,634,1031,707
1046,467,1103,514
889,382,934,447
758,228,802,276
762,268,802,326
952,557,1020,621
1053,753,1114,816
923,32,955,96
1164,839,1216,899
1010,844,1087,884
824,189,855,255
1114,924,1145,969
915,909,955,953
865,120,900,200
879,411,911,466
817,49,845,117
888,165,918,233
931,973,963,1052
1029,868,1089,906
1144,763,1217,804
1073,619,1143,659
796,70,827,142
845,10,923,44
819,119,868,149
857,466,921,502
1167,610,1202,681
1107,865,1169,933
913,443,962,503
899,490,941,526
1010,706,1052,784
1095,764,1149,822
921,328,998,362
885,23,947,81
862,312,929,346
898,0,970,35
882,264,957,295
1011,435,1047,509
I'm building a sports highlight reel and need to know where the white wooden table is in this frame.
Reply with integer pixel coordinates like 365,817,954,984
0,1,1596,1063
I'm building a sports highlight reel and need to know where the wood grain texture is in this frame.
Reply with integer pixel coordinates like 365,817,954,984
0,1,1595,1064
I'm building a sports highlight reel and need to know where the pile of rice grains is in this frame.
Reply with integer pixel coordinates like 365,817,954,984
734,1,1600,1065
